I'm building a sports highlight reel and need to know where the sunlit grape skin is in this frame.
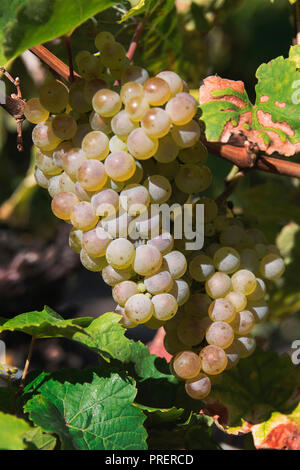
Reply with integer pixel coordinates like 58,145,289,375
141,108,171,138
104,151,136,182
24,98,49,124
92,89,122,117
51,192,79,220
165,92,197,125
173,351,201,380
143,77,171,105
185,374,211,399
77,159,107,191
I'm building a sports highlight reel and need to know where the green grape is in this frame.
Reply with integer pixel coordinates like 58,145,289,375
153,134,179,163
83,78,107,104
127,128,158,160
82,227,112,258
32,121,61,151
199,345,228,375
248,300,269,323
125,294,154,324
177,314,205,346
205,272,231,299
89,111,111,134
240,248,259,273
235,336,256,358
213,215,230,232
104,151,136,182
165,92,197,125
185,373,211,399
52,114,77,140
69,79,92,113
231,269,257,295
39,80,69,113
213,247,240,274
173,351,201,380
175,164,212,193
219,225,245,246
171,121,200,148
189,253,215,282
121,65,149,85
247,278,266,301
156,160,180,181
144,316,165,330
112,280,139,307
70,201,99,231
126,160,144,185
92,89,122,117
133,244,162,276
225,343,240,370
208,298,236,323
75,50,91,67
205,321,234,349
106,238,135,269
231,309,255,335
81,131,109,160
80,249,107,272
51,191,79,220
95,31,115,51
152,293,178,321
196,197,218,223
100,42,127,69
178,141,208,165
24,98,49,124
143,77,171,105
141,108,171,138
164,330,186,355
183,293,212,317
78,55,102,80
156,71,183,96
259,253,285,280
72,123,92,147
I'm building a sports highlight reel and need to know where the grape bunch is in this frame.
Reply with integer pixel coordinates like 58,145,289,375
26,31,285,401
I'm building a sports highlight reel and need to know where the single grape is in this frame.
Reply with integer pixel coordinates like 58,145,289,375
39,80,69,113
219,225,245,246
24,98,49,124
95,31,115,51
125,95,149,122
240,248,259,273
89,111,111,134
156,71,183,96
59,172,76,193
69,227,82,253
100,42,126,69
51,192,79,220
121,65,149,85
69,79,92,113
91,188,119,217
231,269,257,295
259,253,285,280
189,253,215,282
70,201,99,231
195,197,218,224
225,291,247,312
48,174,63,198
100,212,132,238
235,336,256,358
83,78,107,104
109,135,127,152
111,110,137,139
74,182,92,202
52,141,73,167
144,268,174,295
117,306,138,329
125,293,154,324
147,231,174,255
169,279,190,306
81,131,109,160
164,251,187,279
133,244,162,276
72,123,92,147
205,272,231,299
231,309,255,335
36,149,62,176
178,141,208,165
199,345,228,375
32,121,61,151
185,373,211,399
143,77,171,105
145,316,165,330
165,92,197,125
225,343,240,370
112,280,139,307
248,300,269,322
247,278,266,301
62,148,86,180
77,55,102,80
173,351,201,380
213,247,240,274
126,160,144,185
34,166,49,188
152,293,178,321
52,114,77,140
82,227,112,258
143,174,172,203
183,293,212,318
80,249,107,272
120,81,144,104
177,314,206,346
106,237,135,269
141,108,171,138
206,321,234,349
153,134,179,164
171,121,200,148
120,184,150,216
208,298,236,323
214,215,230,232
102,264,132,286
77,159,107,192
92,89,122,117
175,164,212,193
127,128,158,160
104,151,136,182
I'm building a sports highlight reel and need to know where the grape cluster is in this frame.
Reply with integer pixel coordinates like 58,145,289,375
27,31,285,401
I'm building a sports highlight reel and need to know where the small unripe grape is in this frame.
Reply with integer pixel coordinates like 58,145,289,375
143,77,171,105
81,131,109,160
125,95,149,121
77,159,107,192
185,373,211,399
52,114,77,140
205,272,231,299
213,247,240,274
141,108,171,138
120,81,144,104
164,251,187,279
199,345,228,375
106,238,135,269
113,280,139,307
125,294,154,324
111,110,137,139
32,121,61,151
95,31,115,51
82,227,112,258
83,78,107,104
70,201,98,231
225,291,247,312
208,298,236,323
92,89,122,117
77,55,102,80
171,121,200,148
51,192,79,220
104,151,136,182
189,253,215,282
127,128,158,160
80,249,107,272
101,42,126,68
156,71,183,96
206,321,234,349
231,309,255,335
144,174,172,203
39,80,69,113
133,244,162,276
152,293,178,321
165,92,197,125
259,253,285,280
173,351,201,380
231,269,257,295
91,189,119,217
24,98,49,124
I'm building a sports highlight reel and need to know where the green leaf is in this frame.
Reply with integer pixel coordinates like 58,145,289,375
0,411,31,450
289,45,300,68
0,306,93,339
200,53,300,156
204,347,300,430
118,0,145,23
23,426,56,450
0,0,116,65
24,367,147,450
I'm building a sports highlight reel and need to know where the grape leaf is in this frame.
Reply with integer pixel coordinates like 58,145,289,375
250,403,300,450
0,306,92,338
202,347,300,431
0,0,116,66
24,367,147,450
0,411,31,450
23,426,56,450
199,51,300,156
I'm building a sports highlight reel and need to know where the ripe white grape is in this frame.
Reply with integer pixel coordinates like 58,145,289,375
205,321,234,349
169,279,190,306
143,174,172,203
24,98,49,124
34,166,49,188
177,314,205,346
91,189,119,217
125,293,154,324
69,228,82,253
48,174,63,198
199,345,228,375
77,159,107,191
92,89,122,117
225,291,247,312
143,77,171,105
62,148,86,180
32,121,61,151
231,309,255,335
111,110,137,139
80,249,107,272
133,244,162,276
52,114,77,140
144,268,174,295
175,164,211,193
125,95,149,122
70,201,99,231
36,150,62,176
205,272,231,299
81,131,109,160
164,251,187,279
231,269,257,295
120,81,144,104
152,293,178,321
147,232,174,255
141,108,171,138
106,238,135,269
171,121,200,148
213,247,240,274
51,191,79,220
74,182,92,202
101,212,132,238
112,280,139,306
102,264,132,286
189,253,215,282
208,298,236,323
165,92,197,125
259,253,285,280
89,111,111,133
59,172,76,193
185,374,211,399
82,227,112,258
173,351,201,380
121,65,149,85
104,151,136,182
120,184,150,216
156,71,183,96
127,128,158,160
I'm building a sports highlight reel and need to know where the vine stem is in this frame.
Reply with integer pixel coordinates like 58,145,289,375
18,336,36,394
64,35,75,82
126,21,145,62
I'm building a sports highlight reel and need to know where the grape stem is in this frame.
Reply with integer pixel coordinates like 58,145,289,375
64,35,75,83
0,67,24,151
293,0,300,45
15,336,36,402
127,21,145,63
215,167,245,206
